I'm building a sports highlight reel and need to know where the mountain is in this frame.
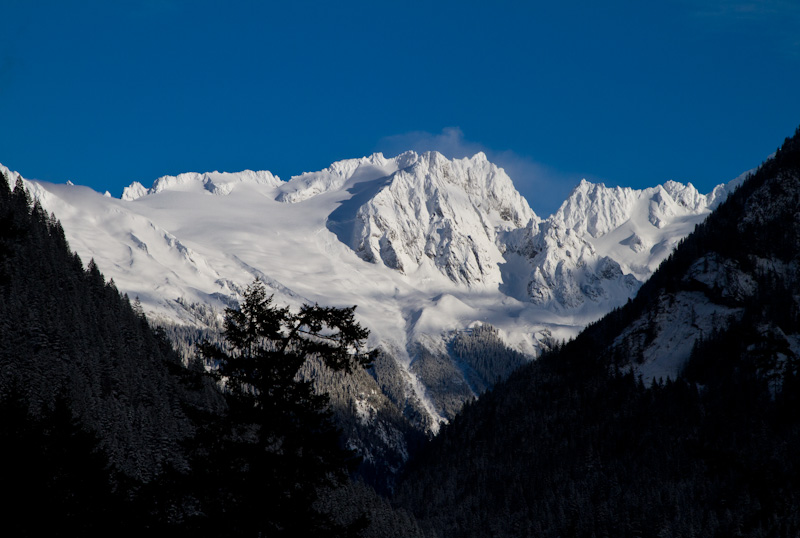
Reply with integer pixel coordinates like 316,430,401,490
2,150,744,482
502,176,740,314
5,152,741,434
392,127,800,537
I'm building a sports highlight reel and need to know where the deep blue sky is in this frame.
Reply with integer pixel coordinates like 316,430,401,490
1,0,799,215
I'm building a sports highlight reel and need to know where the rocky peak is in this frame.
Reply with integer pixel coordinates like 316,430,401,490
340,152,537,286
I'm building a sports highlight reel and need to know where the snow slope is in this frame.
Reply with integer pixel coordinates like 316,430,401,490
5,154,743,428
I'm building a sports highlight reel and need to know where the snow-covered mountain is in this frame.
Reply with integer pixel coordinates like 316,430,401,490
501,177,742,314
2,153,743,429
324,151,534,286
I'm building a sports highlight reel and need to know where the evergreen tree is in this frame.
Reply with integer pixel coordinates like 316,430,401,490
192,279,376,536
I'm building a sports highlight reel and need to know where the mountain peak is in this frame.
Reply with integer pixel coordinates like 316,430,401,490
0,163,18,182
121,181,148,201
576,177,602,190
332,150,537,286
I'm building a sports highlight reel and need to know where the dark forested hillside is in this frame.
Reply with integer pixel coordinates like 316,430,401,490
0,171,221,482
0,169,227,533
393,127,800,537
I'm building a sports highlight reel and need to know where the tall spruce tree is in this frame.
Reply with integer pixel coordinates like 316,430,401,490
192,279,376,536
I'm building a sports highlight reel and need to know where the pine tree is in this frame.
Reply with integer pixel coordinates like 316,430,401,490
193,279,376,536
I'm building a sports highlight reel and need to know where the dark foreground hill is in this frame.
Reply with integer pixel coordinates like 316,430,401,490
392,127,800,537
0,167,227,533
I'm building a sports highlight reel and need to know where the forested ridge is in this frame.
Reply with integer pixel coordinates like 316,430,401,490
0,170,222,471
392,127,800,537
0,166,229,533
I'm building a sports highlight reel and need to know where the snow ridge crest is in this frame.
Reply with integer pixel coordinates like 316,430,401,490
122,169,282,201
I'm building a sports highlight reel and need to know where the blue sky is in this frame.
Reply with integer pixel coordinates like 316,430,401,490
1,0,799,215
